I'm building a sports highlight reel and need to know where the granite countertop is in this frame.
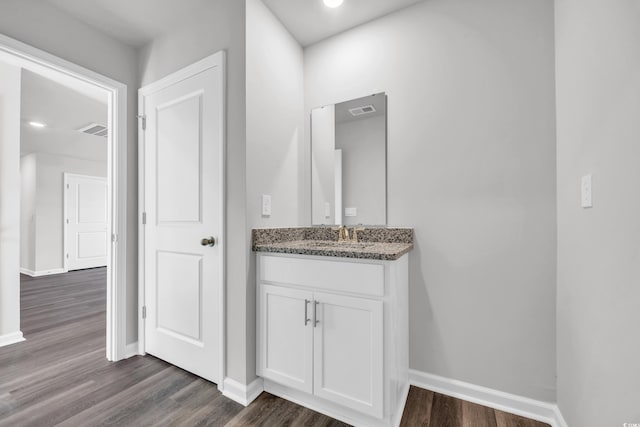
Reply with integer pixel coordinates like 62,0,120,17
252,227,413,261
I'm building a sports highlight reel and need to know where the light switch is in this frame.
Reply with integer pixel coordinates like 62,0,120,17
581,174,592,208
262,194,272,216
345,207,357,217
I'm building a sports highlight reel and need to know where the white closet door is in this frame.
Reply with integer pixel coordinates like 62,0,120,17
64,174,108,271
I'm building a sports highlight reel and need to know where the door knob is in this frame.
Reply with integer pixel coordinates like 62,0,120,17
201,236,216,247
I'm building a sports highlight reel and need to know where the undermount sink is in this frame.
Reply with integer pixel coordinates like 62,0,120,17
305,241,375,250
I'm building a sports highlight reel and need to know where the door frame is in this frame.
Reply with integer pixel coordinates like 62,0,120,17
63,173,109,273
0,33,128,361
137,52,226,389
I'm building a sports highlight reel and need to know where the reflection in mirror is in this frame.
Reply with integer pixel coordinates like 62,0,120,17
311,93,387,226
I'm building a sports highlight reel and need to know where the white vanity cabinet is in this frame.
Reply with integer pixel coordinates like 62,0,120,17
256,252,409,427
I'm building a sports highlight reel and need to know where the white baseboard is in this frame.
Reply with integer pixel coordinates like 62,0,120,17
20,268,66,277
124,342,139,358
20,268,36,276
553,405,569,427
222,377,264,406
0,331,25,348
409,369,565,427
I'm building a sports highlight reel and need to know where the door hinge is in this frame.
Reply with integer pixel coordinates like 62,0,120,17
111,233,117,242
142,306,147,319
142,212,147,225
137,114,146,130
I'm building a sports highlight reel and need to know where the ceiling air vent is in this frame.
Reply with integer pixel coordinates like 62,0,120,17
348,105,376,117
77,123,108,138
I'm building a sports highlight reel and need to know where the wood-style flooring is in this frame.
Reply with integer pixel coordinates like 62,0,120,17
0,268,550,427
400,387,550,427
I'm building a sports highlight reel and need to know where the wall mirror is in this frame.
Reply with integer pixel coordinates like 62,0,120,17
311,92,387,226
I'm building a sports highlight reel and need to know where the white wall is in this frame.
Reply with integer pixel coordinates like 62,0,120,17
247,0,304,229
138,0,251,383
335,114,386,225
555,0,640,425
304,0,557,401
246,0,304,381
20,154,36,272
0,62,22,341
0,0,139,344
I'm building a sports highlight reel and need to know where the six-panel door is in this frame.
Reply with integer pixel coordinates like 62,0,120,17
313,291,384,418
259,284,314,393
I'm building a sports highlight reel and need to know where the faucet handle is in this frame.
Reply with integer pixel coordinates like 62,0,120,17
341,226,350,242
351,227,365,242
332,225,350,241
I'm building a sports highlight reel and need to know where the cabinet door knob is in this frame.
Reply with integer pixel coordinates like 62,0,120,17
304,299,311,326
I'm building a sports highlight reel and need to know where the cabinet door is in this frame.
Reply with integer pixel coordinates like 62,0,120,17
313,292,384,418
259,284,313,393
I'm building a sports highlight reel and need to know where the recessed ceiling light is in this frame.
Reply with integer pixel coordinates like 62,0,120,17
323,0,344,8
29,121,46,128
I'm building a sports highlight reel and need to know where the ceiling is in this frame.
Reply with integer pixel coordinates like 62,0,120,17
262,0,425,46
43,0,425,48
45,0,212,47
21,69,108,162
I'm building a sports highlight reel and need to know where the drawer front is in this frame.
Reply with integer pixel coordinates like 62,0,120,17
259,254,384,297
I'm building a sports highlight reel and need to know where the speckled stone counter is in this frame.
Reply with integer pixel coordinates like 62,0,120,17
252,227,413,261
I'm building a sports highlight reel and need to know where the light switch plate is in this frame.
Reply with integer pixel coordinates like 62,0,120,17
581,174,592,208
262,194,272,216
345,207,357,217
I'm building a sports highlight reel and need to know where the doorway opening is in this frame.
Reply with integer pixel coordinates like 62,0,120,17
0,33,128,361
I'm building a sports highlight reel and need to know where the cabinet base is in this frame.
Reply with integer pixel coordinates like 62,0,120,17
263,379,409,427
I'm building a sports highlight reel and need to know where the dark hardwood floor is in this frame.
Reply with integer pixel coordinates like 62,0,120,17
400,386,550,427
0,268,550,427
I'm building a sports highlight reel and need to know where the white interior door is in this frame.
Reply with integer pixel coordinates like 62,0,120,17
141,54,224,384
64,173,108,271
